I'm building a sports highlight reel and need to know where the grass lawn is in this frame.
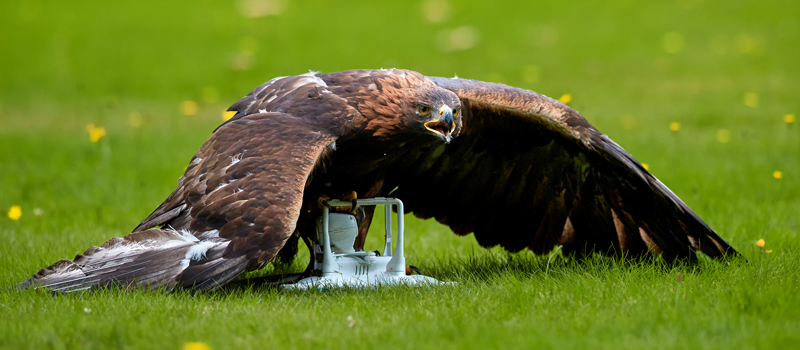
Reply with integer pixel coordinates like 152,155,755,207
1,0,799,349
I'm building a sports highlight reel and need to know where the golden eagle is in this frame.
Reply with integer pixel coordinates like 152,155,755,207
17,69,739,292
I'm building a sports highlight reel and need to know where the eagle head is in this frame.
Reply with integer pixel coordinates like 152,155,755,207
413,87,462,143
357,72,462,143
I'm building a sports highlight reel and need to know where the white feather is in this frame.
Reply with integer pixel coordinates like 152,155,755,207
231,151,245,165
177,229,200,242
185,241,217,261
300,71,328,87
197,229,220,240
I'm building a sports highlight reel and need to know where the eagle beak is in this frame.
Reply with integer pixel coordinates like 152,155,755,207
424,106,455,142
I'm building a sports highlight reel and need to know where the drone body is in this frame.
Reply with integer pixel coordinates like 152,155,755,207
18,69,738,292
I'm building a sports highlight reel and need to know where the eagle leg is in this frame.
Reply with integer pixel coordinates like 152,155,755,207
321,191,360,216
301,234,316,276
338,191,360,216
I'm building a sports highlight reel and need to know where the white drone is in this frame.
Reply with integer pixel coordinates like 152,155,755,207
281,197,449,289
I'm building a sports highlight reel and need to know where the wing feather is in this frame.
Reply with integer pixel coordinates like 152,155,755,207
20,112,338,292
388,76,738,260
137,113,337,262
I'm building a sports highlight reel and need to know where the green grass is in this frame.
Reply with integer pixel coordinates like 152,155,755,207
1,0,799,349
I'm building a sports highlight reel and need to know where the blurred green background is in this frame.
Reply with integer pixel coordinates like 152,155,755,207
1,0,799,349
1,0,797,254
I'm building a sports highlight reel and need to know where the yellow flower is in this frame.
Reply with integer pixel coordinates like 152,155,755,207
773,171,783,179
756,239,765,248
8,205,22,220
743,92,758,107
181,101,199,116
183,342,211,350
558,94,571,104
86,124,106,143
785,114,795,124
222,110,237,121
670,122,680,131
767,250,773,254
641,163,650,171
717,129,731,143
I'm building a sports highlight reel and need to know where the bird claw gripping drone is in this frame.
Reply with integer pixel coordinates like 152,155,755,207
281,197,450,289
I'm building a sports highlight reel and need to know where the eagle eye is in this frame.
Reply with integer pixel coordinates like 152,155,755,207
453,108,460,117
417,105,431,116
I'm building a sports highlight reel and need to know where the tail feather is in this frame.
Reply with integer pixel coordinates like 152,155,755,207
15,229,248,293
181,257,250,290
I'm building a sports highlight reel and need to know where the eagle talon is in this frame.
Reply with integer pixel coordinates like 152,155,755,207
339,191,358,202
316,194,331,210
338,191,359,215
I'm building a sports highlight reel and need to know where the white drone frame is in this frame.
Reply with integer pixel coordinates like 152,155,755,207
281,197,448,289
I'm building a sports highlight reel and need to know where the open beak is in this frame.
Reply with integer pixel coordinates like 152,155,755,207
424,106,455,142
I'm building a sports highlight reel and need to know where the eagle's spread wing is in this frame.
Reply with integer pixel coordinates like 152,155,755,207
136,113,336,263
20,113,336,291
388,77,736,261
17,69,739,293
